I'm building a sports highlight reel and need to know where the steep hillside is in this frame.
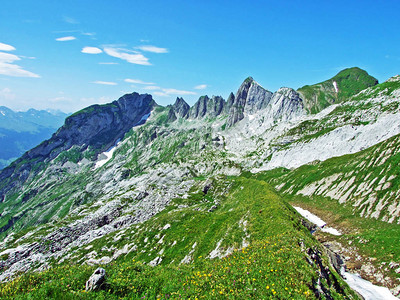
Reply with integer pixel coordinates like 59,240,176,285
298,67,378,114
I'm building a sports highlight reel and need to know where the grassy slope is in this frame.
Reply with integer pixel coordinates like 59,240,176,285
298,67,378,114
0,177,357,299
251,134,400,286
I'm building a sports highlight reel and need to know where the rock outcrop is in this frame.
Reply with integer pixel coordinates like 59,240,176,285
86,268,106,291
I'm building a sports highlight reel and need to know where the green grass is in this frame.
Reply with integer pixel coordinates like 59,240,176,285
298,67,378,114
252,134,400,287
0,177,357,299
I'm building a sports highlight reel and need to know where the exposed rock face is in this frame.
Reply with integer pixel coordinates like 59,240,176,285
86,268,106,291
189,95,225,119
0,92,156,198
226,77,253,127
226,77,301,127
173,97,190,118
244,81,273,114
189,96,226,119
268,87,304,121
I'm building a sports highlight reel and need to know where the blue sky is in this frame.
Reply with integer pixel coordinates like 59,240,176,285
0,0,399,112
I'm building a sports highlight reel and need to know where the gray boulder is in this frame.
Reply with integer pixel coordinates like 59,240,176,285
86,267,106,291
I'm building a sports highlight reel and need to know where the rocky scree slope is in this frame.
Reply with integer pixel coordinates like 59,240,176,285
0,68,399,298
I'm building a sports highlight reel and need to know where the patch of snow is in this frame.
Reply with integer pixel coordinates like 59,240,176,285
293,206,341,236
293,206,326,227
333,81,339,93
322,227,342,236
162,223,171,230
94,140,121,169
341,269,398,300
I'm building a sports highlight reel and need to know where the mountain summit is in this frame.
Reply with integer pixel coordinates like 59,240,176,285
298,67,378,113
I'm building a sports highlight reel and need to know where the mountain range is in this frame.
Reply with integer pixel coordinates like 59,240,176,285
0,107,68,169
0,67,399,299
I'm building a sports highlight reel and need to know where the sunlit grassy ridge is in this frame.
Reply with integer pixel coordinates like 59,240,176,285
298,67,378,114
0,177,357,299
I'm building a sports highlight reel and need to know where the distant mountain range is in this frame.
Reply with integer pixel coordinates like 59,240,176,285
0,107,68,169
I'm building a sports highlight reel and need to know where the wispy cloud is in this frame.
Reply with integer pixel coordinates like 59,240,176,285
194,84,207,90
0,52,40,78
0,87,15,101
136,45,168,53
63,16,79,24
124,78,155,85
92,81,117,85
0,43,16,51
153,91,169,97
82,32,96,36
81,46,102,54
104,47,151,65
152,88,197,97
99,62,119,65
162,88,196,95
143,86,160,90
56,36,76,42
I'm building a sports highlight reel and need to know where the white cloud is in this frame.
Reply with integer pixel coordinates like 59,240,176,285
162,88,196,95
194,84,207,90
143,86,160,90
0,52,20,63
124,78,155,85
82,32,95,36
56,36,76,42
92,81,117,85
0,52,40,78
153,91,169,97
0,43,16,51
81,46,102,54
103,47,151,65
0,87,16,101
98,62,119,65
63,16,79,24
136,45,168,53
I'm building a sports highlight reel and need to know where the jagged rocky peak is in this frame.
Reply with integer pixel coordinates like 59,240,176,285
226,76,273,127
189,95,226,119
226,92,235,111
172,97,190,118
